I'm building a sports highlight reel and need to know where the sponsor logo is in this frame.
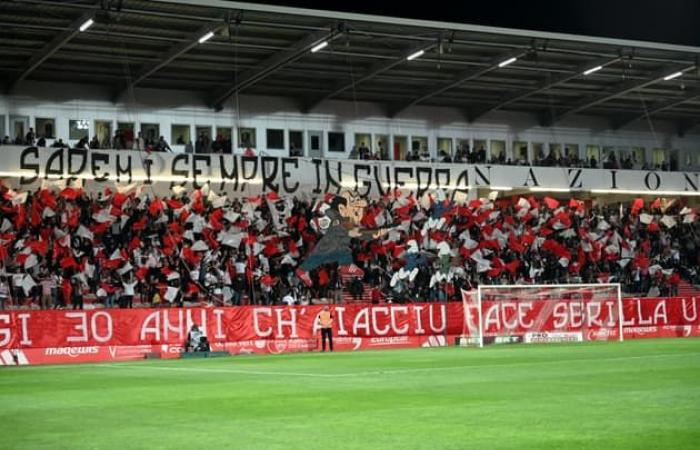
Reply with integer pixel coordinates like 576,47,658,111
44,347,99,358
524,332,583,344
368,336,410,346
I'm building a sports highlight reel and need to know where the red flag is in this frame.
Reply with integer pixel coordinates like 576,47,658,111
295,268,313,287
260,274,274,286
543,197,559,210
148,199,164,217
631,198,644,215
59,187,81,200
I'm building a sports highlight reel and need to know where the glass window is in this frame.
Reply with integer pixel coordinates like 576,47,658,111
195,126,211,141
473,139,487,155
374,134,388,159
216,127,232,140
411,136,428,153
94,120,112,148
549,143,562,158
490,140,505,161
532,142,544,160
652,148,666,167
631,147,644,167
35,118,55,139
513,141,528,162
140,123,159,144
289,130,303,156
310,132,322,151
437,138,453,156
69,119,90,140
327,132,345,152
354,133,371,150
0,115,5,141
238,127,256,148
172,125,190,145
266,129,284,150
564,144,579,160
586,145,600,162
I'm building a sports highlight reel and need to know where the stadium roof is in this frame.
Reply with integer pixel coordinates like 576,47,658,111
2,0,700,132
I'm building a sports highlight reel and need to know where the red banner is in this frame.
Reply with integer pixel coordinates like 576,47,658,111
0,297,698,365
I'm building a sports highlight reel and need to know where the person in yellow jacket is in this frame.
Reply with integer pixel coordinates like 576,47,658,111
318,306,334,352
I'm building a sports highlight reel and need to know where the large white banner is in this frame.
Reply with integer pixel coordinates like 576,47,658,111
1,146,698,198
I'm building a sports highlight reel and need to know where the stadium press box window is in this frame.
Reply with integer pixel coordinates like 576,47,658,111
141,123,159,143
513,141,528,162
437,137,453,156
411,136,428,153
35,118,55,139
172,124,191,145
266,129,284,150
289,130,304,155
490,140,505,160
69,119,89,140
216,127,232,140
238,128,256,148
95,121,112,148
327,132,345,152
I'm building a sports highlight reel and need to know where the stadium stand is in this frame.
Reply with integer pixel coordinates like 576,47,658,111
0,181,697,310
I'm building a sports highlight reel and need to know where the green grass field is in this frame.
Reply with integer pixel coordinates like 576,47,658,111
1,339,699,450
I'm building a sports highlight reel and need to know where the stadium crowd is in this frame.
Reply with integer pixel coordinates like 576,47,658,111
0,179,697,311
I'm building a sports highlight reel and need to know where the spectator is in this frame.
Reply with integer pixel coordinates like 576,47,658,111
25,128,35,146
89,135,100,149
155,136,172,152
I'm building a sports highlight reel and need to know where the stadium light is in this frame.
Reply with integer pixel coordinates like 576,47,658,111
406,50,425,61
497,57,517,68
583,65,603,76
198,31,215,44
311,41,329,53
663,71,683,81
79,18,94,32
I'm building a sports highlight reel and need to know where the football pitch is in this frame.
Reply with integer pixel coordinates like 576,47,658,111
1,339,699,450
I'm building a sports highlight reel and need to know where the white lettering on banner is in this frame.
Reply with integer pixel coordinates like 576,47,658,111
185,310,208,336
275,308,298,338
90,311,112,343
353,308,371,335
519,302,534,328
0,314,10,347
371,307,391,336
213,309,225,339
485,304,503,331
253,308,273,338
501,302,518,329
17,313,32,345
413,306,425,333
65,312,88,343
682,298,698,322
390,306,409,334
164,310,186,340
45,346,99,357
428,305,447,334
335,307,348,336
553,302,567,329
654,300,668,325
140,311,160,341
6,146,698,198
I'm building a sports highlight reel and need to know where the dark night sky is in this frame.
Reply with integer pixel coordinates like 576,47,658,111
242,0,700,47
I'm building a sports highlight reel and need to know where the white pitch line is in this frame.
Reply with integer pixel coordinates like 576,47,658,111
101,351,700,379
